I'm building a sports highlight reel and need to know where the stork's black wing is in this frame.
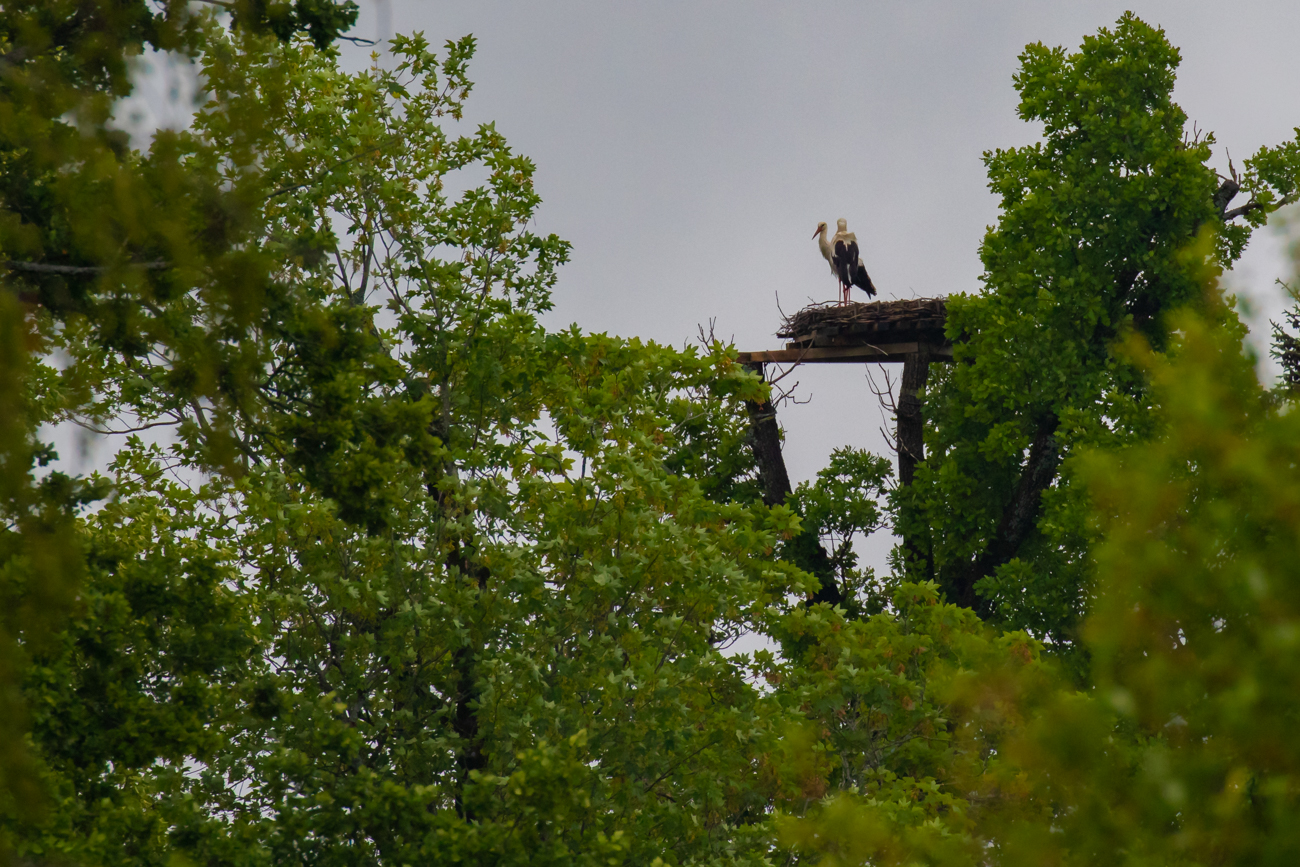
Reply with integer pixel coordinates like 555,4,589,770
850,259,877,297
832,239,858,288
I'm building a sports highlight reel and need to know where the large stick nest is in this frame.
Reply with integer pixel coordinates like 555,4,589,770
777,297,948,340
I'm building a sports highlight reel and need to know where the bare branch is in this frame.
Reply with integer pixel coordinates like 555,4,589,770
762,340,827,388
865,367,898,414
69,416,179,436
866,367,900,458
4,259,168,275
694,317,730,349
769,375,806,408
879,425,898,452
1224,191,1300,222
765,362,797,387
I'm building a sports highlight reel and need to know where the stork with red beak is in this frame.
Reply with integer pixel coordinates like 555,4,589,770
813,218,878,303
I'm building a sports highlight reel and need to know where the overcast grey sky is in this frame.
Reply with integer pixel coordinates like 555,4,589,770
328,1,1300,499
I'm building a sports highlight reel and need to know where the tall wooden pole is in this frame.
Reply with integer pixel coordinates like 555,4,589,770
743,361,793,508
897,347,933,579
743,362,844,608
897,347,931,486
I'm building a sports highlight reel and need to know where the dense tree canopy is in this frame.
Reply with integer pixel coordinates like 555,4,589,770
0,0,360,831
902,14,1300,662
3,7,1300,866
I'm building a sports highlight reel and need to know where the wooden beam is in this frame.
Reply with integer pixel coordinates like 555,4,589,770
736,343,952,365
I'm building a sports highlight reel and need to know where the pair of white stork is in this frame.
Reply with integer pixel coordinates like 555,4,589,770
813,218,877,304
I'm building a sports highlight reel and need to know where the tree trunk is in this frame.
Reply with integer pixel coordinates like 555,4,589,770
897,348,931,487
950,412,1061,615
448,546,489,819
743,362,844,608
897,348,934,580
743,362,793,509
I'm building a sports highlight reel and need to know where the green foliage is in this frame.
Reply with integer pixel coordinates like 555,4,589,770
1072,312,1300,864
778,17,1300,866
3,446,254,866
662,348,765,507
7,7,1300,867
203,332,799,864
934,311,1300,867
0,1,361,831
788,286,1300,867
1269,208,1300,392
7,21,810,866
1237,132,1300,232
788,447,892,614
772,582,1047,866
0,297,98,825
905,14,1300,658
230,0,360,49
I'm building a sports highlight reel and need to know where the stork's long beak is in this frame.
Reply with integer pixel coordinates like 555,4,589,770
811,226,821,239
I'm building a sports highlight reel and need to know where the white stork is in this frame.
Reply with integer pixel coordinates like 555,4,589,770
813,218,878,304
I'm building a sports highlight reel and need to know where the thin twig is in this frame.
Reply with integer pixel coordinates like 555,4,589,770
865,366,899,457
70,417,179,436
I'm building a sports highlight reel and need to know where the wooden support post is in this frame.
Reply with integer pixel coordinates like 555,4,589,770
743,362,844,608
736,300,956,599
897,346,931,486
743,362,793,508
897,347,933,581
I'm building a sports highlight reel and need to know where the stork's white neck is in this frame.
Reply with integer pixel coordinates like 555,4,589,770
816,224,833,262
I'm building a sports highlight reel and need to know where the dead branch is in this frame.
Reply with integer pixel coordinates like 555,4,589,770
866,367,900,457
1224,191,1300,222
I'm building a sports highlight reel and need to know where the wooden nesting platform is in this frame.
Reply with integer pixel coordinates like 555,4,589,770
737,297,951,365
